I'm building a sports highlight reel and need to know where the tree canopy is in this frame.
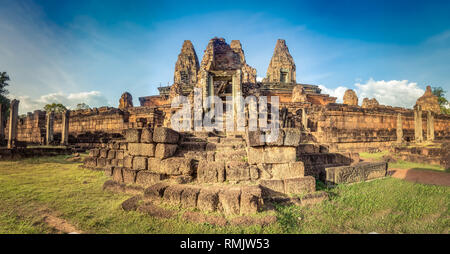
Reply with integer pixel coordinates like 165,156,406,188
0,72,11,119
44,103,67,113
76,103,90,110
432,86,450,115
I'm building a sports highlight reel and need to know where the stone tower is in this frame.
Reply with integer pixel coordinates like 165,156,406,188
343,89,358,106
230,40,257,83
174,40,200,86
119,92,133,109
415,86,440,114
263,39,296,83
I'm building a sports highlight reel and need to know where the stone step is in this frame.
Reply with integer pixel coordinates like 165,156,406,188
215,143,246,150
214,149,247,162
220,137,246,144
297,153,353,166
182,136,207,142
207,137,220,143
179,141,207,151
259,176,316,196
296,144,321,154
144,183,263,215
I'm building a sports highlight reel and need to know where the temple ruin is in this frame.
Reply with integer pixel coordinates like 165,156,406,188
1,37,449,220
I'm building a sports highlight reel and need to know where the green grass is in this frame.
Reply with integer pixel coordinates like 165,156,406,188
389,160,446,172
0,156,449,234
359,151,446,172
359,151,389,160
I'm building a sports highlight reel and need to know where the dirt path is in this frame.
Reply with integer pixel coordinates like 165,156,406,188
43,214,83,234
388,168,450,186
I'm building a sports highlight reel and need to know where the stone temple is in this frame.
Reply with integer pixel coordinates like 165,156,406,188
1,37,449,221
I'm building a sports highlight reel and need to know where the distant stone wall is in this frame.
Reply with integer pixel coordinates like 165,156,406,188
5,110,46,144
5,106,164,145
306,104,450,152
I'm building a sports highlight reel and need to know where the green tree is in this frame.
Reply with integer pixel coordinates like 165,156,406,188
0,72,11,122
76,103,90,110
44,103,67,113
432,87,450,114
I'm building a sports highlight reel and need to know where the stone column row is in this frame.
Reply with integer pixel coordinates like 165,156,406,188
414,106,423,143
7,100,20,148
1,100,70,148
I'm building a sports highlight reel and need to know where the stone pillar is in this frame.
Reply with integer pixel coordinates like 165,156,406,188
414,106,423,143
427,111,435,141
61,110,70,145
45,111,54,145
232,69,243,131
302,108,308,131
7,99,19,149
396,113,403,143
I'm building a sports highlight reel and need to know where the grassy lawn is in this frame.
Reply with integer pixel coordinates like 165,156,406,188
359,151,446,172
0,156,449,234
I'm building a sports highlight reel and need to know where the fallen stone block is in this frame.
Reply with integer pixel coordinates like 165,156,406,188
125,129,141,143
325,162,387,185
121,196,142,211
284,176,316,195
182,211,227,227
137,202,175,219
153,127,179,144
163,185,185,205
155,143,178,159
144,182,170,200
301,191,328,206
240,186,263,215
197,187,221,212
135,171,167,187
180,185,201,209
219,187,241,215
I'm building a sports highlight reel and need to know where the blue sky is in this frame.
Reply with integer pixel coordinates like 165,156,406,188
1,0,449,114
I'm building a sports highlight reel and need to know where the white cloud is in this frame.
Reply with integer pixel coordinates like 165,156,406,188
355,78,424,108
256,76,264,82
318,85,348,103
9,91,110,114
